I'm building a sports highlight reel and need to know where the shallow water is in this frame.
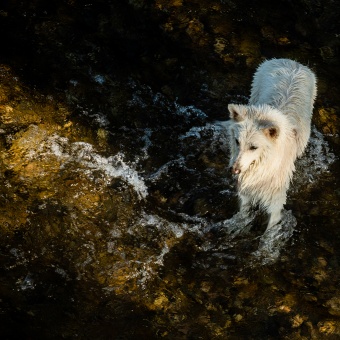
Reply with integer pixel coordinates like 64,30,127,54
0,1,340,339
0,68,339,339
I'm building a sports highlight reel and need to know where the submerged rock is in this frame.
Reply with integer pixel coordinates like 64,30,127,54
325,297,340,317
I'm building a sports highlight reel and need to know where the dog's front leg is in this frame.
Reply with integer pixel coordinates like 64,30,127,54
239,194,251,217
266,193,286,229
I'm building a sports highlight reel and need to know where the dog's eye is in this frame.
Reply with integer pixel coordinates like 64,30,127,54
249,145,258,151
235,139,240,146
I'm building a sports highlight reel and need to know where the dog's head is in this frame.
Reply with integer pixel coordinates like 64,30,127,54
227,104,280,175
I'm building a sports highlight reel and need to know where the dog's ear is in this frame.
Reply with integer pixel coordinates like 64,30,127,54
228,104,246,122
259,120,280,139
264,126,279,139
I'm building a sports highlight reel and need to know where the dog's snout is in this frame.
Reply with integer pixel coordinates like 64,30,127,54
231,164,241,174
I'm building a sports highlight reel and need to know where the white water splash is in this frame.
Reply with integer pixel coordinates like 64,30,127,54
180,122,229,149
294,126,336,184
175,103,207,119
252,210,297,265
92,74,105,84
38,133,148,199
105,209,211,291
216,211,256,238
138,212,186,239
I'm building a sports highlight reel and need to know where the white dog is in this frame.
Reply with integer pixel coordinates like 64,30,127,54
227,58,317,230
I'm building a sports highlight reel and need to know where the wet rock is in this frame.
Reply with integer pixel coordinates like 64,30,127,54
315,107,339,136
291,314,305,328
234,313,243,322
319,46,336,61
318,320,340,336
325,297,340,316
0,105,41,128
150,293,170,311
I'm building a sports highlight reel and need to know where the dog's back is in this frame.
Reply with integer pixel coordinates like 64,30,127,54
249,58,317,156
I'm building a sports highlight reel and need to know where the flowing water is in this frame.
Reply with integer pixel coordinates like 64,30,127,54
0,1,340,339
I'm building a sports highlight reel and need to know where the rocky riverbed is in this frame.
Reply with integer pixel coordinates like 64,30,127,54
0,0,339,339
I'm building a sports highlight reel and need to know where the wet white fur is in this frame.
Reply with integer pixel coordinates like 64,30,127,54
227,58,317,230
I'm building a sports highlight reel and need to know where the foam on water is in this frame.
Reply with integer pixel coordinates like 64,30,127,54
76,104,110,127
180,122,228,145
139,212,186,238
92,74,105,84
39,134,148,199
175,103,208,119
101,209,213,291
179,125,204,139
104,211,194,290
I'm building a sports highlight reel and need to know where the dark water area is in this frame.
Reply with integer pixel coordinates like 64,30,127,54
0,0,340,339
